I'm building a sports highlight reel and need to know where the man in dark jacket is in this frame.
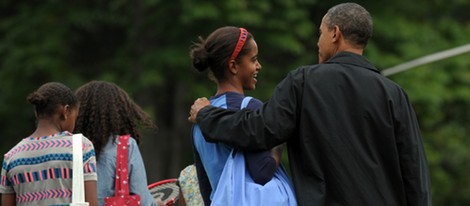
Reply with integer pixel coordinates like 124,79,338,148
188,3,431,206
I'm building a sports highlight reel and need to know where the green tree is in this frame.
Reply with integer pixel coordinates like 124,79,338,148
0,0,469,204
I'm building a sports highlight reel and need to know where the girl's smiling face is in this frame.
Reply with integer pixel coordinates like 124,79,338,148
236,39,262,91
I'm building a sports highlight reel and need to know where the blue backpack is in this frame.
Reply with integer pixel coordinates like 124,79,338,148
211,97,297,206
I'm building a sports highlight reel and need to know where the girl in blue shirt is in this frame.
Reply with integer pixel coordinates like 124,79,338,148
190,26,295,205
74,80,158,206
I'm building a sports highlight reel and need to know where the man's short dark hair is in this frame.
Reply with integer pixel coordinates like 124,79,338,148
325,3,373,48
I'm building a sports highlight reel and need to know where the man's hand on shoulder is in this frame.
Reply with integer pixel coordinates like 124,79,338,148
188,97,210,123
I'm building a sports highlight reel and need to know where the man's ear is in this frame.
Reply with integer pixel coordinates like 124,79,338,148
332,25,341,42
228,60,238,75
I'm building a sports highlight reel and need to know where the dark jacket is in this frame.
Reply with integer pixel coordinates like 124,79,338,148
196,52,432,206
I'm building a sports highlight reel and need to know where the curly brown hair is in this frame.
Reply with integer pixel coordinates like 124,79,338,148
74,80,156,158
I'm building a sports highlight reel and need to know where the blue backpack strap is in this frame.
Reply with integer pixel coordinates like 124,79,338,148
231,96,252,157
241,96,253,109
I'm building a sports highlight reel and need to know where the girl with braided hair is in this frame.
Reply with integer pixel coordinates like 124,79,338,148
74,80,158,206
0,82,98,206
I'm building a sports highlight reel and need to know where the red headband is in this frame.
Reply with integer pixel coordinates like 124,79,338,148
228,28,248,66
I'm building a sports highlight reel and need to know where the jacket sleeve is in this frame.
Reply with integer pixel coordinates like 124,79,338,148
196,69,304,151
394,90,432,206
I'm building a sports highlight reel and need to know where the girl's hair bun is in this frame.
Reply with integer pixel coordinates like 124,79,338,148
190,37,210,72
27,92,48,108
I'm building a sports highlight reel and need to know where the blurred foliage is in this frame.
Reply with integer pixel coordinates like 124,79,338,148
0,0,469,204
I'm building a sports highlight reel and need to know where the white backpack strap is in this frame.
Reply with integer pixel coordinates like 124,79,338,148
71,133,89,206
241,96,253,109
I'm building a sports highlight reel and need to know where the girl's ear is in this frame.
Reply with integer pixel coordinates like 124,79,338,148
228,60,238,75
61,105,70,121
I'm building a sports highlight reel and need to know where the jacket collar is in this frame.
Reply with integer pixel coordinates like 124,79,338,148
325,52,380,74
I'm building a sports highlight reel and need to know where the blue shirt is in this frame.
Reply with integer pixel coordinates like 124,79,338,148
193,92,276,201
97,136,156,206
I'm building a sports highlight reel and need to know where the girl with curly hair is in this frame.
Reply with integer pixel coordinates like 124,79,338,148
74,80,157,206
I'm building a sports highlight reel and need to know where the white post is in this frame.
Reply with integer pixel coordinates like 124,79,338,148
382,44,470,76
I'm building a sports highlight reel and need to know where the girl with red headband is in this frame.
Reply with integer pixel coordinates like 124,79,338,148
189,26,297,206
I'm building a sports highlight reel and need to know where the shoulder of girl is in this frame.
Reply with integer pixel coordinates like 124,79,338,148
246,98,263,110
78,136,95,148
128,137,138,145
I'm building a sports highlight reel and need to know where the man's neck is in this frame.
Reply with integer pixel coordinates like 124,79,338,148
336,43,364,56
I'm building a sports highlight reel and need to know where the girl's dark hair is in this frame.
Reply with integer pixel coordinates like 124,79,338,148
190,26,253,82
74,80,155,158
27,82,78,117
